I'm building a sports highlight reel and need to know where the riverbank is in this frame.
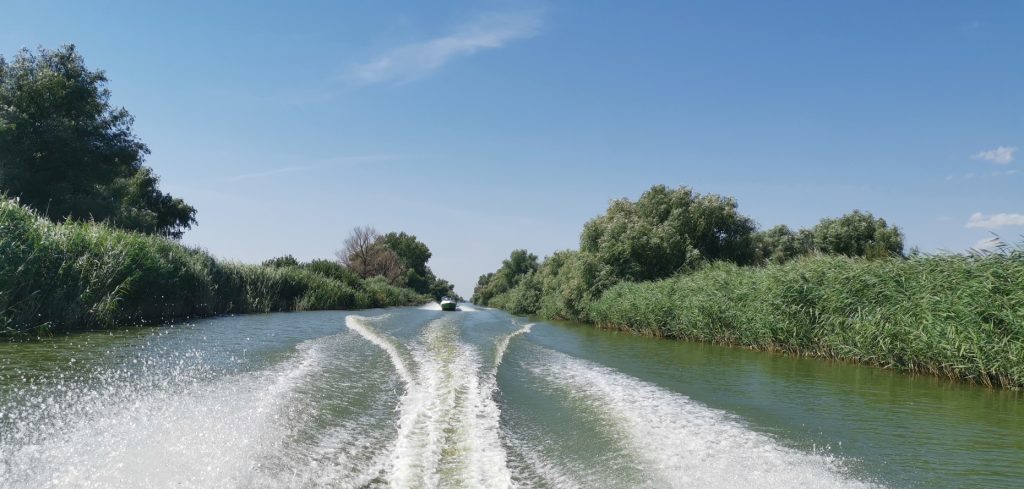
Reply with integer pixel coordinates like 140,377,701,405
479,251,1024,389
589,254,1024,389
0,200,428,337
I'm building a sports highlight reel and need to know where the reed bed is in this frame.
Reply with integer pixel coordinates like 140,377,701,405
0,200,427,337
589,254,1024,388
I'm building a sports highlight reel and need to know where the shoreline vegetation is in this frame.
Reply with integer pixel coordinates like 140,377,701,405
0,200,430,338
1,45,458,338
473,185,1024,389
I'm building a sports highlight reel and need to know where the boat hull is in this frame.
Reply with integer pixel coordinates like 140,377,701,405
440,302,457,311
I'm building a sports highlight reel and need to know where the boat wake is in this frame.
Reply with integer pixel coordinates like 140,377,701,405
529,349,879,489
345,315,515,488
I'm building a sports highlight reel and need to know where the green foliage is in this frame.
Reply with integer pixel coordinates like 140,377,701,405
339,228,457,300
0,200,428,337
301,259,362,287
811,210,904,259
471,249,539,304
469,183,1016,388
262,255,300,268
753,225,813,264
427,276,459,302
535,250,618,322
589,253,1024,389
380,232,431,276
377,231,459,300
579,185,757,281
474,250,619,321
0,45,195,238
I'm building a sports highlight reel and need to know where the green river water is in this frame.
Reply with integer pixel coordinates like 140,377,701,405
0,305,1020,488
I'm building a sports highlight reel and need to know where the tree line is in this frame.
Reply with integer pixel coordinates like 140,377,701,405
472,184,904,319
263,226,459,301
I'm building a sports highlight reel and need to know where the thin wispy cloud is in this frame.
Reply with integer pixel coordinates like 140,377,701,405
965,212,1024,229
349,11,543,85
972,146,1016,164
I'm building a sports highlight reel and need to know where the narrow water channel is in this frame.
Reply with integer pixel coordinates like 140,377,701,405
1,306,1020,488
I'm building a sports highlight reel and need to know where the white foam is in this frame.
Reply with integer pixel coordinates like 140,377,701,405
1,341,324,489
491,323,533,379
345,315,413,384
348,316,513,488
531,351,879,489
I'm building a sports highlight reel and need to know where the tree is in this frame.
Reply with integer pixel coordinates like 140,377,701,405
752,225,813,264
0,44,195,237
811,210,904,258
337,226,407,285
579,185,757,281
262,255,299,268
380,232,431,276
428,277,459,302
380,231,434,293
338,226,378,269
471,249,538,305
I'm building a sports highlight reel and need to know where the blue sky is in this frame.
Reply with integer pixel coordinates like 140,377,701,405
3,1,1022,297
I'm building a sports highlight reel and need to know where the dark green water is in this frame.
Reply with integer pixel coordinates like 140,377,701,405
0,305,1020,488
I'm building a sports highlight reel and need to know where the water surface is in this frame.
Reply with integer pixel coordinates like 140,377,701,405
0,306,1020,487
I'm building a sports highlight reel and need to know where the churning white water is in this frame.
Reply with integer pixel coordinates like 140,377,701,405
1,341,324,488
345,315,512,488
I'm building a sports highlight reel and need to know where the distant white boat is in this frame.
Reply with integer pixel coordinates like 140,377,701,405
440,297,457,311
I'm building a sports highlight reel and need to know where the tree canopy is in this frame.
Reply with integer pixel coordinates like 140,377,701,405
471,249,538,305
0,44,195,237
579,185,757,281
473,184,907,316
336,227,458,300
811,210,904,259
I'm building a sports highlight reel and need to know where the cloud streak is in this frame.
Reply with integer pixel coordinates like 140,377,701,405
349,11,542,85
965,212,1024,229
972,146,1016,164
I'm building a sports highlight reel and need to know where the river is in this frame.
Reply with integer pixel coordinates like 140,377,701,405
1,305,1021,488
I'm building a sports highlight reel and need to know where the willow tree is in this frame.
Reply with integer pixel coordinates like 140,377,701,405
579,185,757,281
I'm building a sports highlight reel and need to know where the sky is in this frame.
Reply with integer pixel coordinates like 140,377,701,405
3,0,1022,297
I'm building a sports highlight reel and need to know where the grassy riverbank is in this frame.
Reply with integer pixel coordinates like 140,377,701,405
473,185,1024,389
589,253,1024,389
482,251,1024,388
0,200,428,337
